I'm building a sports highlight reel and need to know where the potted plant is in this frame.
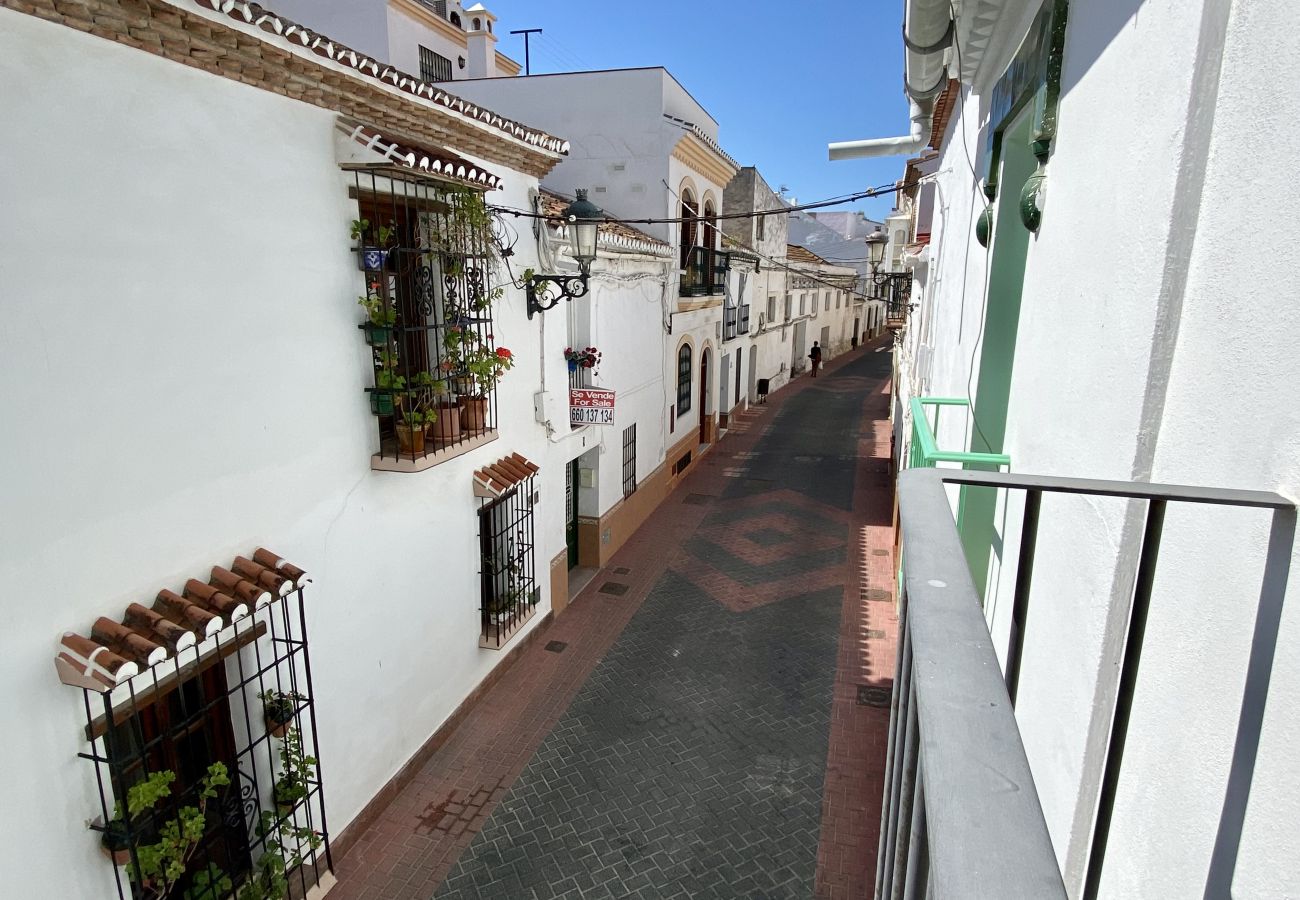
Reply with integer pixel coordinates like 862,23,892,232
370,349,405,416
260,689,306,739
272,726,317,816
564,346,602,375
396,408,431,454
357,291,396,346
351,218,397,272
458,344,514,435
95,763,229,886
100,815,133,866
426,377,462,447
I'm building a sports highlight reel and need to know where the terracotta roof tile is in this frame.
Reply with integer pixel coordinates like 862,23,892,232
190,0,570,157
54,548,308,692
539,190,672,258
787,244,831,266
474,453,540,499
929,79,960,150
341,122,504,190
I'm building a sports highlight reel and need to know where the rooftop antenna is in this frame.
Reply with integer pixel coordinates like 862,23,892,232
510,28,542,75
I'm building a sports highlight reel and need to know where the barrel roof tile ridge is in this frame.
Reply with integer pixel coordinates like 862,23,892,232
54,548,308,692
539,190,672,258
189,0,570,156
341,121,502,189
473,452,540,498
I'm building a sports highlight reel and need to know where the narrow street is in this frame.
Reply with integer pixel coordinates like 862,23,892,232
332,340,900,900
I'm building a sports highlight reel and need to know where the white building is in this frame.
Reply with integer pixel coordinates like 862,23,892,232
451,66,742,485
785,246,863,371
0,1,586,896
835,0,1300,897
534,190,677,585
267,0,520,82
721,166,787,411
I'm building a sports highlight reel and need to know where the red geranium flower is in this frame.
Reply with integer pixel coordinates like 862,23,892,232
496,347,513,359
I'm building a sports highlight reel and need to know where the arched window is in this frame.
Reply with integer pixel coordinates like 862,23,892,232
678,190,697,270
702,199,718,291
472,17,481,30
676,344,693,414
449,11,462,27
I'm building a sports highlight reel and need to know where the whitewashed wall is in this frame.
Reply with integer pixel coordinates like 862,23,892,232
553,253,673,517
905,0,1300,897
0,10,556,896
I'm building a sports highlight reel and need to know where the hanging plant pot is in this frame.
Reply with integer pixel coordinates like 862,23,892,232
428,403,462,447
265,714,292,739
396,423,426,454
362,323,393,346
370,392,395,416
100,821,132,866
450,376,474,396
567,359,578,373
459,395,489,435
357,248,390,271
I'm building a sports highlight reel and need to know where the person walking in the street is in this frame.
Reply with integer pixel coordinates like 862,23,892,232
809,341,823,377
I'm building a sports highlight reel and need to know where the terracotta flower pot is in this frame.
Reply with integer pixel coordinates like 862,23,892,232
459,395,489,435
266,715,291,739
428,404,462,447
396,424,425,454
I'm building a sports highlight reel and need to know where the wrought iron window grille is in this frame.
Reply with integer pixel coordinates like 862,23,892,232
676,344,693,415
351,168,501,465
78,588,332,900
478,475,540,649
622,424,637,497
419,46,453,83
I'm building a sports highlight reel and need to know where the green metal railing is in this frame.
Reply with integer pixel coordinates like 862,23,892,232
903,398,1011,593
908,397,1011,471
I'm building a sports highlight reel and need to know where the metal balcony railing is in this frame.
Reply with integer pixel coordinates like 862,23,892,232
909,397,1010,470
882,467,1294,899
680,246,729,297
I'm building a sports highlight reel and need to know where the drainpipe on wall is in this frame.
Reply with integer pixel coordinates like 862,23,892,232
827,0,953,160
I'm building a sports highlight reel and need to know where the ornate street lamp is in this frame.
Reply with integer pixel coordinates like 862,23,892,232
865,226,913,316
865,227,888,274
527,189,603,319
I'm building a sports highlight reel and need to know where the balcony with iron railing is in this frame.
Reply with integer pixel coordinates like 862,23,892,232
878,412,1295,898
680,246,729,298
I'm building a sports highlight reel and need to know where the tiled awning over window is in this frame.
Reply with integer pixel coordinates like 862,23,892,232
474,453,540,499
340,122,503,190
54,549,308,692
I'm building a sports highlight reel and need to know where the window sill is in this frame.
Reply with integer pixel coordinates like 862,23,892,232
371,429,498,473
479,601,538,650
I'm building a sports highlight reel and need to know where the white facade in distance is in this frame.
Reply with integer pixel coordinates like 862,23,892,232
267,0,522,81
452,67,741,454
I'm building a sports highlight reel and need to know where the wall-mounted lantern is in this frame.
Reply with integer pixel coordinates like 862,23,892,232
526,189,603,319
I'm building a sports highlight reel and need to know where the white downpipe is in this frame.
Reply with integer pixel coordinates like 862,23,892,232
828,98,934,160
828,0,951,160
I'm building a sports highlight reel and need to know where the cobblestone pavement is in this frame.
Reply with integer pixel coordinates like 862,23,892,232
330,340,899,900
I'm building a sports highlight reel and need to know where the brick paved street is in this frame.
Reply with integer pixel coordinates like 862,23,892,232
331,339,899,900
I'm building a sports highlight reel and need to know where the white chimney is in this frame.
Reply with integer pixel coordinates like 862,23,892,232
465,3,496,78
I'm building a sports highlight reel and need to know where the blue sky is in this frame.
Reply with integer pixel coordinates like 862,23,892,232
482,0,908,220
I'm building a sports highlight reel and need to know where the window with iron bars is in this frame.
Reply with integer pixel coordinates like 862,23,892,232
419,46,453,82
479,477,539,648
676,344,693,415
352,169,500,467
79,587,332,900
622,423,637,497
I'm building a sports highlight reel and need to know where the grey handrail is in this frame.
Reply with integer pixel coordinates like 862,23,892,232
892,467,1067,898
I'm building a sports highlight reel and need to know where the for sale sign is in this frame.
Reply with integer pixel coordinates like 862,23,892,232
569,388,616,426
